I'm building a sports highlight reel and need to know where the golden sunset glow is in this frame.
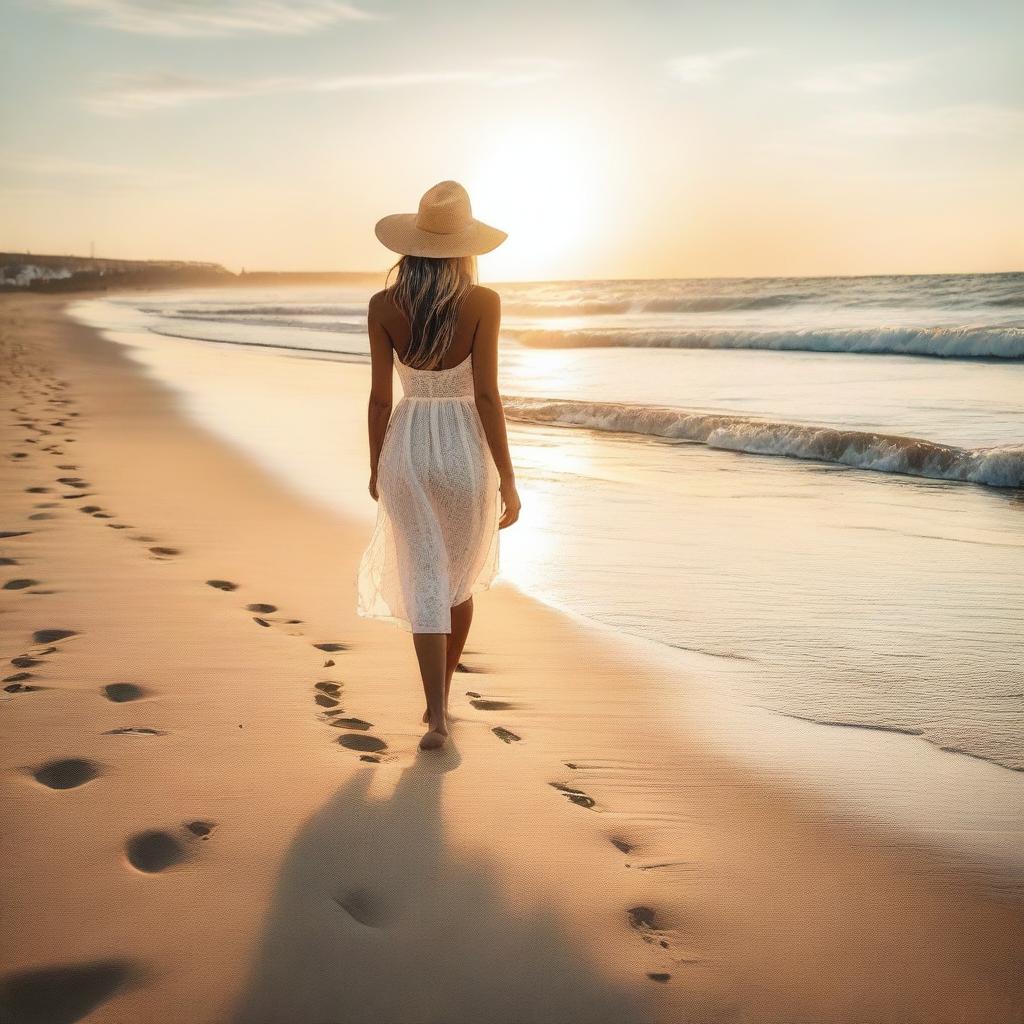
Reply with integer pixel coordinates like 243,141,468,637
468,118,603,280
1,2,1021,278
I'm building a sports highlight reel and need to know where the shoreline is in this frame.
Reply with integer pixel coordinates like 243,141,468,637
1,291,1022,1023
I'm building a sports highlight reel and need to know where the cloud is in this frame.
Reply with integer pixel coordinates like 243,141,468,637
0,154,135,177
84,60,568,115
50,0,381,37
837,103,1024,137
0,152,198,194
665,48,757,84
796,59,920,94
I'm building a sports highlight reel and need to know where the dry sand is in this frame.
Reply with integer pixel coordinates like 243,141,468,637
1,292,1022,1024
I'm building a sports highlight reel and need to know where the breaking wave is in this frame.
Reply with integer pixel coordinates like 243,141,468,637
502,396,1024,488
508,326,1024,360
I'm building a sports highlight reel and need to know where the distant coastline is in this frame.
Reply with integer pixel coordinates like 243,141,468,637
0,251,382,293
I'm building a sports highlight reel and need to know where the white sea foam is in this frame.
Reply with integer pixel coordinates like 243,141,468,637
502,396,1024,488
509,325,1024,359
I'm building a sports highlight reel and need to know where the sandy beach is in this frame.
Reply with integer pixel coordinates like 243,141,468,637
2,291,1023,1024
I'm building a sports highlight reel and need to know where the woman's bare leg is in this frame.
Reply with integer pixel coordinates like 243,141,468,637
422,596,473,723
413,632,448,749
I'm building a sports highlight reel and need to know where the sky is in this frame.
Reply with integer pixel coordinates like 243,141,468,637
1,0,1022,281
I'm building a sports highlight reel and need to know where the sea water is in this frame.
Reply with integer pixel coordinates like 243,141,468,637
71,274,1024,776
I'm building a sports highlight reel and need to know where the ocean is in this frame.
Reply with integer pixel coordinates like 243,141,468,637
71,272,1024,777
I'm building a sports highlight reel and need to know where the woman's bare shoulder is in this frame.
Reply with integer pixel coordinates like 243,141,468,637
368,286,396,315
466,284,500,310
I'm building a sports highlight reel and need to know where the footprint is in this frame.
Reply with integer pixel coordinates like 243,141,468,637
338,734,387,753
627,906,680,954
0,959,141,1024
148,546,180,558
125,830,186,873
247,603,277,613
11,656,42,668
5,681,43,692
103,682,148,703
627,906,659,939
549,782,597,809
492,727,521,744
0,557,19,565
647,973,671,983
315,681,341,696
56,476,89,489
186,820,217,840
471,698,515,711
315,694,339,708
103,726,165,736
206,579,238,591
610,837,634,855
253,617,271,628
0,531,30,538
328,717,372,731
313,642,349,653
332,888,390,927
4,579,39,590
32,628,77,644
33,758,102,790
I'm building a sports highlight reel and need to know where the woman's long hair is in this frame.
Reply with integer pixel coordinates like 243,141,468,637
385,254,477,369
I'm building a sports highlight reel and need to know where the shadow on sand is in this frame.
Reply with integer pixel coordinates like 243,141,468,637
230,744,653,1024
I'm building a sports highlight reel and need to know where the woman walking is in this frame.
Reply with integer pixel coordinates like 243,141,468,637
356,180,521,751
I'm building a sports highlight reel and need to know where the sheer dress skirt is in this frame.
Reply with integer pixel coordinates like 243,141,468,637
356,352,501,634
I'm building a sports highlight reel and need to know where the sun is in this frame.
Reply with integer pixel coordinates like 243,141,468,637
468,118,600,281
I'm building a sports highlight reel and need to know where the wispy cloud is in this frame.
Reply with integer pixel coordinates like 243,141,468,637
665,48,757,84
837,103,1024,137
796,58,920,94
84,60,568,116
0,152,197,193
50,0,381,37
0,154,135,177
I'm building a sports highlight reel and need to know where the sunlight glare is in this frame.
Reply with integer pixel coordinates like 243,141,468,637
469,119,598,281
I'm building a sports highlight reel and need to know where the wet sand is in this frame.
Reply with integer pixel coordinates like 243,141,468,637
1,292,1022,1024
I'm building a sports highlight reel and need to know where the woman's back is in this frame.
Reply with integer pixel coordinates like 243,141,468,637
371,283,500,371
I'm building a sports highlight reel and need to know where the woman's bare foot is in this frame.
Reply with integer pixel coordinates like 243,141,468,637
419,717,448,751
422,705,450,723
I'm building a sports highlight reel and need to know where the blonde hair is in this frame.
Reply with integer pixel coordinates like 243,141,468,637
385,254,477,369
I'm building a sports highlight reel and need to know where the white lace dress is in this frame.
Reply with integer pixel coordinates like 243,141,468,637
356,348,501,633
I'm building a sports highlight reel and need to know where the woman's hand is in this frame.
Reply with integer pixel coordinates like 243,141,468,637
368,473,379,501
498,477,521,529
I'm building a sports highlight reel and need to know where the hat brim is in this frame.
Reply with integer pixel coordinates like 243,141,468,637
374,213,508,258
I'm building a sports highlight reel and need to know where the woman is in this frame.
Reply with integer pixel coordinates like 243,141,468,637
356,180,522,752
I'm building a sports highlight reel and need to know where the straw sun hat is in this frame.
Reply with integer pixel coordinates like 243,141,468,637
374,180,508,258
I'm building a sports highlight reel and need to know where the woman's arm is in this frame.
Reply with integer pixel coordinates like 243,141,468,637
366,292,394,500
471,289,521,528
